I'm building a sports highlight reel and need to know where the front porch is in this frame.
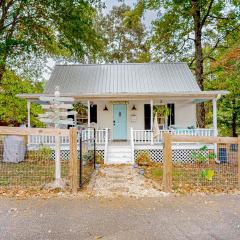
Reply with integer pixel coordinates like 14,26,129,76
21,91,223,164
28,128,215,164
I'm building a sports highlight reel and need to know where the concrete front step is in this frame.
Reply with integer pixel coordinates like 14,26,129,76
106,145,133,164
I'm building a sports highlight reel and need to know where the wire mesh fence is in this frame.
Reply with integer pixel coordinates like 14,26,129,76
172,143,238,191
0,133,69,188
78,128,96,188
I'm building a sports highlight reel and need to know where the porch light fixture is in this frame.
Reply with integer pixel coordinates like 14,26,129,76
131,105,137,111
103,105,108,111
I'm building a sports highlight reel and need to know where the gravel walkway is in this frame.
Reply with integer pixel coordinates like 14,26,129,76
87,165,167,198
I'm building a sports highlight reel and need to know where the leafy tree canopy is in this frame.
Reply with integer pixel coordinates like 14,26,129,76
206,31,240,136
98,3,150,63
125,0,240,128
0,0,103,83
0,71,43,126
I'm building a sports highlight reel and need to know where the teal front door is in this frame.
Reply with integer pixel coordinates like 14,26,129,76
113,104,127,140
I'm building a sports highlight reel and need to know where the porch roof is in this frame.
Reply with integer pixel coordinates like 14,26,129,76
18,90,228,101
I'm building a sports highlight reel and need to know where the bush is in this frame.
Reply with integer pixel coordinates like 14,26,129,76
136,151,152,166
27,145,52,163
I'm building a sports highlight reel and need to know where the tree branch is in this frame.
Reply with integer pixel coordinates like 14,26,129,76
203,38,220,61
209,15,236,20
189,57,195,67
201,0,214,28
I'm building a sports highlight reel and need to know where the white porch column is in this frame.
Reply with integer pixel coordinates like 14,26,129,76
212,98,218,137
212,97,219,162
27,100,31,128
150,100,154,145
150,100,153,130
87,100,90,127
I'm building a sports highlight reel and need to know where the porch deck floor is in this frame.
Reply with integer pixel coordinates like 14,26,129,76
108,140,130,146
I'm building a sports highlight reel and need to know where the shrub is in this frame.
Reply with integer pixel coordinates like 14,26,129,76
27,145,52,163
191,145,216,164
136,151,152,166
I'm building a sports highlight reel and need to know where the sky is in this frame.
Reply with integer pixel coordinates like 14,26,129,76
104,0,135,9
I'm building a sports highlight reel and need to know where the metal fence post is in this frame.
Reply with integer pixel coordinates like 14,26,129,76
238,136,240,188
79,130,83,188
163,133,173,192
69,127,78,193
94,128,96,169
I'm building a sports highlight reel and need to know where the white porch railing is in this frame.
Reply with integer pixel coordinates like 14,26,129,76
132,128,214,144
29,128,108,146
29,128,214,146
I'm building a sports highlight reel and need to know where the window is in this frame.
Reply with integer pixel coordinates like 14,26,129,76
74,103,88,126
74,103,98,126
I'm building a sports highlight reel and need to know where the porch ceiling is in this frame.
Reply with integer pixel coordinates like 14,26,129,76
17,90,228,102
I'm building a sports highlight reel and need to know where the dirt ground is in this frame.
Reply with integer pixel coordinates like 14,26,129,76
0,195,240,240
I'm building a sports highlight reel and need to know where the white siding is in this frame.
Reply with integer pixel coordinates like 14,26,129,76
175,102,196,128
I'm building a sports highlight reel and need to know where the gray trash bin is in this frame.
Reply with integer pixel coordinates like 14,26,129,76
3,136,26,163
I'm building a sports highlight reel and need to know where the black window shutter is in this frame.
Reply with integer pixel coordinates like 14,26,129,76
67,109,74,129
90,105,97,123
144,104,151,130
167,104,175,126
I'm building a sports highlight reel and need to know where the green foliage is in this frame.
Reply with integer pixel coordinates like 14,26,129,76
127,0,240,128
83,152,94,162
0,0,103,82
131,0,240,64
191,145,216,164
98,3,150,63
74,102,87,115
199,169,215,181
153,105,170,117
28,145,52,162
205,31,240,136
151,168,163,178
0,71,44,126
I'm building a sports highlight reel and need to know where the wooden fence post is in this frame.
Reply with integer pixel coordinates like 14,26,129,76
238,136,240,188
69,127,78,193
163,133,173,192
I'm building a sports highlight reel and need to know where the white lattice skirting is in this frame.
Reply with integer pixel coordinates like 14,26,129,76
134,148,210,164
49,149,105,160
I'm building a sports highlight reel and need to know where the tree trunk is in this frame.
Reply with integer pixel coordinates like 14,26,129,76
192,0,205,128
231,99,237,137
0,61,6,85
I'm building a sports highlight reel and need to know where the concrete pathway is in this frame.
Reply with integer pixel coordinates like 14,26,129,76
87,165,167,198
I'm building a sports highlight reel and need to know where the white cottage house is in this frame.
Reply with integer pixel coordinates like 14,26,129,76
19,63,227,164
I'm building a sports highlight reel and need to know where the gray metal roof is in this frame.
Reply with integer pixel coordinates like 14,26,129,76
44,63,201,95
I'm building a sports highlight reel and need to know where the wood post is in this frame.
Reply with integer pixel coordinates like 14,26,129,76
55,133,61,182
238,136,240,188
163,133,173,192
27,100,31,128
69,127,78,193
